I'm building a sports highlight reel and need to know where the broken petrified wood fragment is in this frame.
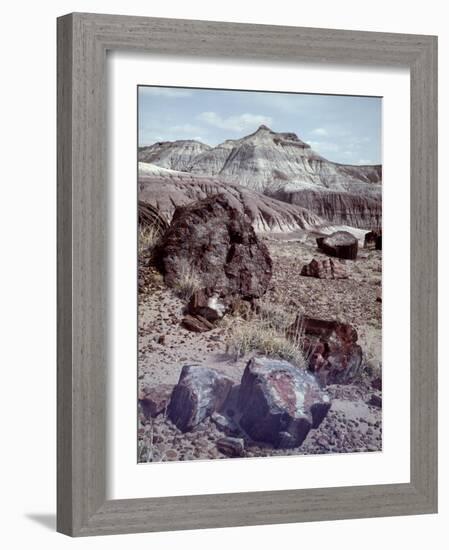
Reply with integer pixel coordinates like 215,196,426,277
187,288,227,322
181,314,215,333
167,365,234,432
237,357,331,449
300,257,348,279
316,231,358,260
288,315,363,384
138,383,173,419
216,437,245,457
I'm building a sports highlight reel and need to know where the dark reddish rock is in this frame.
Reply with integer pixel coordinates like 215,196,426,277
167,365,234,432
316,231,358,260
300,257,348,279
288,315,363,384
237,357,331,449
211,412,241,436
371,377,382,391
364,229,381,249
155,194,272,301
364,228,382,250
187,288,227,322
217,437,245,457
181,314,215,333
138,384,173,418
375,234,382,250
368,394,382,408
157,334,166,345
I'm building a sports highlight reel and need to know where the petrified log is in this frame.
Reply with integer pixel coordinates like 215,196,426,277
167,365,234,432
154,194,272,301
300,257,348,279
288,315,363,384
316,231,358,260
237,357,331,448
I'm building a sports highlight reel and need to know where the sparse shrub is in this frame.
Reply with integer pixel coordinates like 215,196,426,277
138,224,162,255
256,300,296,332
226,294,305,367
171,258,202,301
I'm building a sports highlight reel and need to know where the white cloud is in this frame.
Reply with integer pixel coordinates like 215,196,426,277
168,123,205,135
311,127,329,136
198,111,273,132
308,140,340,153
139,87,192,98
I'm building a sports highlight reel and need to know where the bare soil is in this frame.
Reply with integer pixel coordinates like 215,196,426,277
137,231,382,463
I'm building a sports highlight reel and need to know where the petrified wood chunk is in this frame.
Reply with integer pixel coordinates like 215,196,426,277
237,357,331,448
316,231,358,260
181,314,215,333
154,194,272,300
364,229,382,250
216,437,245,457
300,257,348,279
288,315,363,384
187,288,227,322
375,234,382,250
167,365,234,432
138,383,173,419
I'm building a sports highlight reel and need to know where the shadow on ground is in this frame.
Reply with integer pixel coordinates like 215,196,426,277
25,513,56,531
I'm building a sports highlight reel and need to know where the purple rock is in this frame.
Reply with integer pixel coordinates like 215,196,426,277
238,357,331,448
167,365,234,432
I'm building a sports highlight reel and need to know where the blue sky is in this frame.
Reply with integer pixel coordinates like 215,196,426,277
138,86,382,165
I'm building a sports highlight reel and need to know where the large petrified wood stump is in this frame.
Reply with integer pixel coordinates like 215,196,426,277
154,194,272,302
316,231,358,260
237,357,331,448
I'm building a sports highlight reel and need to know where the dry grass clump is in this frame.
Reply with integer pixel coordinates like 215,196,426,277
226,293,305,367
138,225,162,255
171,258,202,301
257,300,297,332
357,325,382,379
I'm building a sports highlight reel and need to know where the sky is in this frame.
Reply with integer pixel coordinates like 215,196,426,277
138,86,382,165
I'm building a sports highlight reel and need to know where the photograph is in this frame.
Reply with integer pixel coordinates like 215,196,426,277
137,85,383,463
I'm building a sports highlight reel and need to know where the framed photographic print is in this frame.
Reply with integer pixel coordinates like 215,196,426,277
57,13,438,536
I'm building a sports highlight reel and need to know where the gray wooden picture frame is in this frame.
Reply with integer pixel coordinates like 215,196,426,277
57,12,438,537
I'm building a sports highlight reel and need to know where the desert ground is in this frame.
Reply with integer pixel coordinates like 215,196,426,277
137,230,382,462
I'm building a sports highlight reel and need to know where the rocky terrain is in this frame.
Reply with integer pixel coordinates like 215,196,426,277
139,125,382,228
137,122,382,464
137,194,382,463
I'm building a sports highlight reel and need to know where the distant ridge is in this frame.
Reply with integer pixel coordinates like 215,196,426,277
138,162,324,233
138,125,382,228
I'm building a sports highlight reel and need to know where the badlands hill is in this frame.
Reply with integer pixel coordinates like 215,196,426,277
139,125,382,228
138,163,323,232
